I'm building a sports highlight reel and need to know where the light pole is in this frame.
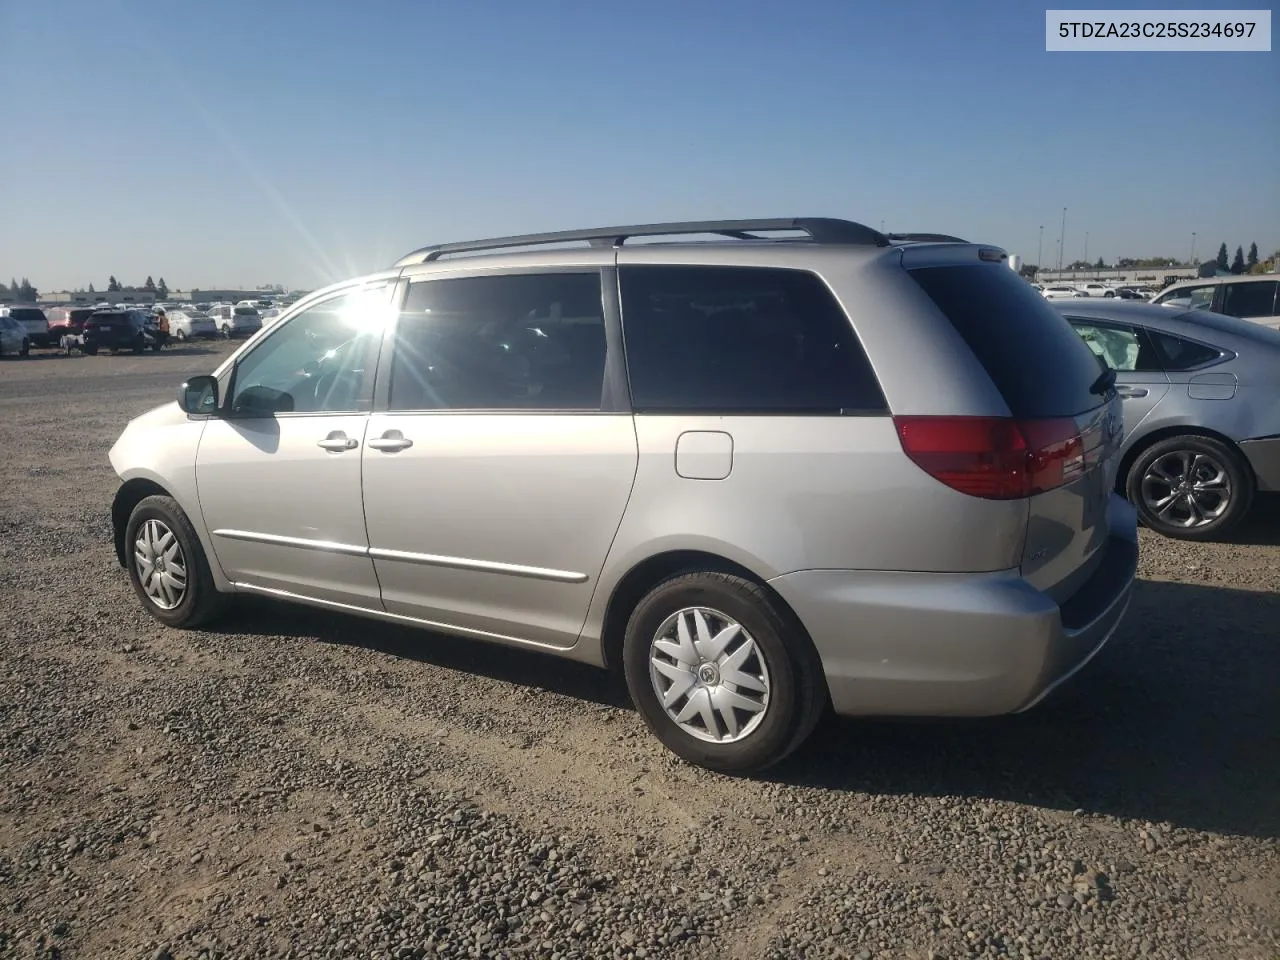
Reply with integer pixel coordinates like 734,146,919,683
1084,231,1089,271
1190,231,1197,266
1038,225,1044,273
1058,207,1067,272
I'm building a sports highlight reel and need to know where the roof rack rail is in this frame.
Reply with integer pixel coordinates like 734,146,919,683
393,217,890,266
885,232,969,243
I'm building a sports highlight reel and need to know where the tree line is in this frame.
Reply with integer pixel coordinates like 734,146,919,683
102,275,171,298
0,278,39,301
0,276,175,301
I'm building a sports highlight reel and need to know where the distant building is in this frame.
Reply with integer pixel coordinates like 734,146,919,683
38,288,157,305
1033,266,1198,285
188,289,283,304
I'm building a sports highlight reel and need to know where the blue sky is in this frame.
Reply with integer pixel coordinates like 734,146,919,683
2,0,1276,291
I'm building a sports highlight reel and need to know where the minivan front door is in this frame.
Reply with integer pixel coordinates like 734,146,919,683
360,270,638,649
195,283,391,607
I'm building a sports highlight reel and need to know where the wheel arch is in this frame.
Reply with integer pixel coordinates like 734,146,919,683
111,478,174,567
599,549,811,674
1117,424,1254,495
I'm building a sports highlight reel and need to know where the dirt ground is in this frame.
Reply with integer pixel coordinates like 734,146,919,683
1,343,1277,960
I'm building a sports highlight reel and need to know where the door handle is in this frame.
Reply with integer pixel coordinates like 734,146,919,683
367,430,414,452
1115,385,1148,398
316,431,358,452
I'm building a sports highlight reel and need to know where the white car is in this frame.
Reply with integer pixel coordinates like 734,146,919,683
207,303,264,339
1074,282,1116,298
1041,285,1087,299
0,315,30,357
168,310,220,341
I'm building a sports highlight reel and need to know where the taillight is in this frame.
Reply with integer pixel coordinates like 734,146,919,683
893,415,1085,500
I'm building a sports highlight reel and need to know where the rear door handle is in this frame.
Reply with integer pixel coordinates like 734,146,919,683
316,431,358,452
1116,385,1148,398
367,430,414,452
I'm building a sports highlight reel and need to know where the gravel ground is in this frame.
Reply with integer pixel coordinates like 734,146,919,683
1,344,1277,960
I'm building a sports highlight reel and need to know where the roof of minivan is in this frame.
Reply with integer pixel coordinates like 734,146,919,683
1165,274,1277,289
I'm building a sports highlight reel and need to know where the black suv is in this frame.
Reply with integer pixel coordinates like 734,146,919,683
82,310,163,355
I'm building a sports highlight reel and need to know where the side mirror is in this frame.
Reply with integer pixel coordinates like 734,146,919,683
179,375,219,416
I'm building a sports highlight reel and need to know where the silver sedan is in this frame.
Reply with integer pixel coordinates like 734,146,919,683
1052,300,1280,539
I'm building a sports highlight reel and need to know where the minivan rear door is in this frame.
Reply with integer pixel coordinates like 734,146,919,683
908,263,1124,603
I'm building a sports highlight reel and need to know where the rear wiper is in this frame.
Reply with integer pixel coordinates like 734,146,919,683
1090,366,1117,396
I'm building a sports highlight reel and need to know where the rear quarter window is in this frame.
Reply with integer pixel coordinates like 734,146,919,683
909,264,1105,418
618,265,887,414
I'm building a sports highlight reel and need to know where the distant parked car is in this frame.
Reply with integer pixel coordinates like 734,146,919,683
1052,299,1280,539
0,305,51,347
46,305,100,338
1041,285,1087,299
207,303,263,338
1074,282,1116,298
1113,287,1150,301
82,309,163,355
0,315,30,357
1152,275,1280,329
167,310,220,341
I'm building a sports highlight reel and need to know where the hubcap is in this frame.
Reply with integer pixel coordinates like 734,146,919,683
1140,450,1231,529
133,518,188,610
648,607,771,744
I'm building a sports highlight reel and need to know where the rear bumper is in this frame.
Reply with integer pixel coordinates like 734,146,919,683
1239,436,1280,493
768,494,1139,717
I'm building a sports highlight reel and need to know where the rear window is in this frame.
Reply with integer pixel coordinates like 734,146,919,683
8,308,46,324
70,309,96,322
909,265,1105,418
234,306,259,317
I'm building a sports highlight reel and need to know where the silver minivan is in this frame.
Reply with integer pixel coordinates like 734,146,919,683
107,218,1138,772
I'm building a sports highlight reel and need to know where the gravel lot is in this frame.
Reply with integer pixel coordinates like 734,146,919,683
2,344,1277,960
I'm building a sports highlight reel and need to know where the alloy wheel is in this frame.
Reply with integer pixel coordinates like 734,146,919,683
648,606,771,744
1140,450,1231,529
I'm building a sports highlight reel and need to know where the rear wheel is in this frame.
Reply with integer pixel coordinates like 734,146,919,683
1126,434,1253,540
622,572,826,774
84,344,98,356
125,495,228,628
221,324,232,338
175,329,187,342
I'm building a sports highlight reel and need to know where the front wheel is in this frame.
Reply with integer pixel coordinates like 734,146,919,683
20,338,30,357
84,344,99,356
1126,435,1254,540
221,324,232,338
175,329,187,342
125,495,229,628
622,572,827,774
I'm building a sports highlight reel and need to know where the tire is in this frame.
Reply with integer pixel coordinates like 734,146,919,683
622,572,827,774
222,324,231,338
175,329,187,342
125,495,229,628
20,338,30,357
132,339,144,355
151,341,162,352
1125,434,1254,540
84,345,98,356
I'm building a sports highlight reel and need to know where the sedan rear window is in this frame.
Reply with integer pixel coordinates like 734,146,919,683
909,264,1106,418
234,307,259,317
